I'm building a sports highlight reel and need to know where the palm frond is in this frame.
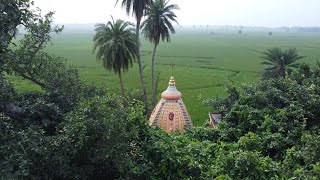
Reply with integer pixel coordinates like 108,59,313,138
141,0,179,45
260,47,304,79
116,0,151,19
92,19,138,75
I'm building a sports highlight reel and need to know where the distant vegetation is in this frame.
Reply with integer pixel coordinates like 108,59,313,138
290,26,320,32
1,0,320,179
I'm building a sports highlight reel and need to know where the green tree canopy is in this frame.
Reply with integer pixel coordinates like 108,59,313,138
142,0,179,45
0,0,33,78
93,19,137,96
261,47,304,79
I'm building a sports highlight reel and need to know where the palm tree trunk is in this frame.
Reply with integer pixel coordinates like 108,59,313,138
151,43,158,106
118,72,125,97
136,18,149,114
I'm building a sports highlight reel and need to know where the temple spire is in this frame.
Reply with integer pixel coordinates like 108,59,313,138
169,76,175,86
170,63,175,76
149,76,192,132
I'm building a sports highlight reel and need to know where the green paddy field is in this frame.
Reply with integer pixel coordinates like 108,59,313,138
8,28,320,125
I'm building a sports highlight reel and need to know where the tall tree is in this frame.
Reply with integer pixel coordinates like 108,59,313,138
93,19,137,96
261,47,304,79
116,0,151,112
0,0,33,79
141,0,179,106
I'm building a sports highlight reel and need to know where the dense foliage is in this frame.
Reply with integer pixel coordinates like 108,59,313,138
0,0,33,78
1,1,320,179
201,63,320,179
2,61,320,179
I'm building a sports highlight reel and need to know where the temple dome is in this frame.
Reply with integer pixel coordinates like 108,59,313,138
149,76,192,132
161,76,182,100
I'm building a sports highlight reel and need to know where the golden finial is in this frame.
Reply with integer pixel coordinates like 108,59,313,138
169,76,175,86
170,63,175,76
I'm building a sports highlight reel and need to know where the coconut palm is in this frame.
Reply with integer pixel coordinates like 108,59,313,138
141,0,179,106
93,18,137,97
116,0,151,111
261,47,304,79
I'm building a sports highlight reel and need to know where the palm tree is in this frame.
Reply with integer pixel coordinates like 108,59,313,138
141,0,179,106
261,47,304,79
116,0,151,112
93,18,137,97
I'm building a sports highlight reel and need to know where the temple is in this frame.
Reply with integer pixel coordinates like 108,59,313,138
149,76,192,132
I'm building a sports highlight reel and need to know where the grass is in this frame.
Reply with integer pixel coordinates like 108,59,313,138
9,28,320,126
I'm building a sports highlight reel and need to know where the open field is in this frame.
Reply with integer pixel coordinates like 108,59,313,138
8,28,320,125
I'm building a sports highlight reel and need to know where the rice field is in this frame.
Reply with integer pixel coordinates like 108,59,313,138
8,27,320,125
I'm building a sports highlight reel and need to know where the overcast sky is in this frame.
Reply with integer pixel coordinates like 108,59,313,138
33,0,320,27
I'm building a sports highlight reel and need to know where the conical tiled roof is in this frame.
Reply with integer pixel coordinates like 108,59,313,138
149,76,192,132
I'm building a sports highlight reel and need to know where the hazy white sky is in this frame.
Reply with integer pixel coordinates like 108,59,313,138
33,0,320,27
